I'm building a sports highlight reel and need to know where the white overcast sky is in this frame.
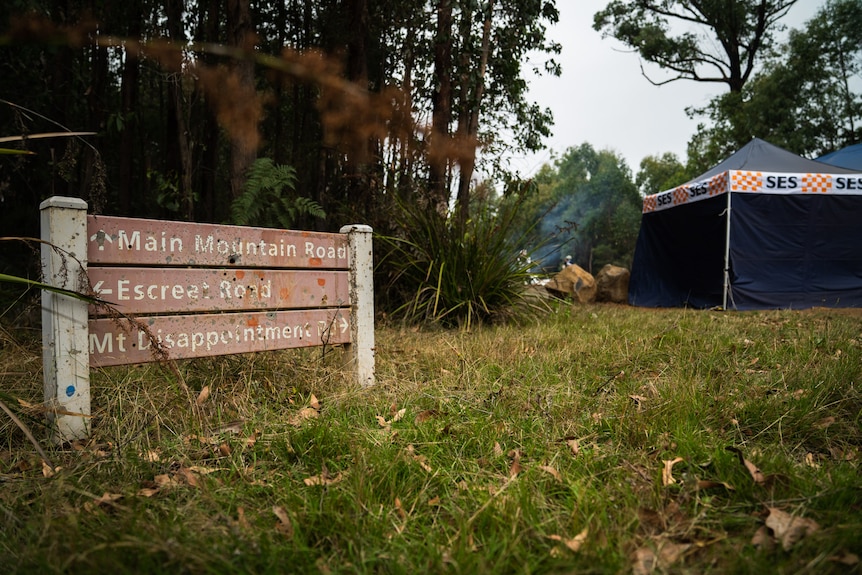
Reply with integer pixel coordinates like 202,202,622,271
508,0,826,176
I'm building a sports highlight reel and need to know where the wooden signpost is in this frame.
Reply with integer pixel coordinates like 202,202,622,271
40,196,375,443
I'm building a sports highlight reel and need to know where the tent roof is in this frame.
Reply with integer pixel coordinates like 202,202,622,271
816,143,862,171
686,138,858,184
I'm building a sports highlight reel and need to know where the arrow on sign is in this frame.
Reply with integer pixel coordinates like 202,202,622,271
92,280,113,295
340,317,348,333
90,230,113,251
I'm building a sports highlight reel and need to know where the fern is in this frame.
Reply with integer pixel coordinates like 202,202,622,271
231,158,324,228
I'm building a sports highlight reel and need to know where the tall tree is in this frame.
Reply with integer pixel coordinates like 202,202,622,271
687,0,862,166
593,0,798,93
226,0,258,200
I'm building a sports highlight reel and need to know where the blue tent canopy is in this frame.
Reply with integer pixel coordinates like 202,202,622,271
816,143,862,171
629,139,862,310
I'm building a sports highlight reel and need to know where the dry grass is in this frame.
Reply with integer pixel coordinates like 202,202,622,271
1,303,860,574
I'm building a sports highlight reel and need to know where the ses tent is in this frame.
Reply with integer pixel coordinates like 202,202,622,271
628,138,862,310
816,143,862,171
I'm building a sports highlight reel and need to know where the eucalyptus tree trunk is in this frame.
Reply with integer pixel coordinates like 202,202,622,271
429,0,453,215
454,0,494,235
227,0,257,200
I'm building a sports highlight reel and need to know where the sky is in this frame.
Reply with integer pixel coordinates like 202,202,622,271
508,0,827,176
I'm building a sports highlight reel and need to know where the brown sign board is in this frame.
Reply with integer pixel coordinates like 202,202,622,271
88,267,349,315
89,308,350,367
87,215,349,269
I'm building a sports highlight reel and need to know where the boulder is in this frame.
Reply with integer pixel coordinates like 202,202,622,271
595,264,630,303
545,264,596,303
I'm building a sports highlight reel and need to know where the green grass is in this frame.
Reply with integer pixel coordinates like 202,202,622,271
1,304,860,573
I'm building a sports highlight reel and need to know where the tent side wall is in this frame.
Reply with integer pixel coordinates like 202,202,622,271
628,195,727,308
729,193,862,309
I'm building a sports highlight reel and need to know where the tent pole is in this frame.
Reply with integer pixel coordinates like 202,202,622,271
722,189,732,310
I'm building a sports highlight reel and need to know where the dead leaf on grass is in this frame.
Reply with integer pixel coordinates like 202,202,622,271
725,446,766,484
751,525,775,551
508,449,522,478
303,471,343,486
548,527,588,553
632,540,689,574
566,438,580,457
272,505,294,538
765,507,819,551
406,445,433,472
815,416,836,429
829,551,860,567
662,457,684,486
288,407,319,426
414,409,438,424
539,465,562,483
493,442,503,457
42,460,60,477
309,394,320,410
195,385,210,406
154,473,182,489
213,420,245,434
632,547,657,575
394,496,407,519
236,506,250,530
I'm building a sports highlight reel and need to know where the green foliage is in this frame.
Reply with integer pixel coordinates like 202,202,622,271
593,0,795,92
379,187,548,329
543,144,642,272
230,158,324,229
635,152,691,196
687,0,862,165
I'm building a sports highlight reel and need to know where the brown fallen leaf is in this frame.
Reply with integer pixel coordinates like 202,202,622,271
288,407,319,426
548,527,589,553
391,408,407,422
815,416,836,429
195,385,210,406
539,465,562,483
394,497,407,519
829,551,860,567
566,438,580,457
508,450,522,478
662,457,684,486
632,547,657,575
303,471,343,486
493,442,504,457
376,415,390,428
765,507,819,551
726,446,766,484
751,525,776,551
414,409,438,424
272,505,294,538
309,394,320,411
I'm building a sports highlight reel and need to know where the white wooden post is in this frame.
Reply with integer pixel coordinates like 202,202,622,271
340,224,375,387
40,196,91,443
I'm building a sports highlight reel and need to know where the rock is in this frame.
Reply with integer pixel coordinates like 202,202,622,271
595,264,630,303
545,264,596,303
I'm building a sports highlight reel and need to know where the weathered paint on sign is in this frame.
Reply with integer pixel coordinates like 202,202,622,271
89,308,351,367
88,267,349,315
87,215,349,268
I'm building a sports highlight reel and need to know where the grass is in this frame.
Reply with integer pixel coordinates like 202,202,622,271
1,303,860,574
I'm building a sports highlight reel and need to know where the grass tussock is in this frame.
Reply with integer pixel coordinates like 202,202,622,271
1,304,861,574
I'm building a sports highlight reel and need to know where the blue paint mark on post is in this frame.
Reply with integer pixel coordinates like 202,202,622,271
65,385,76,397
